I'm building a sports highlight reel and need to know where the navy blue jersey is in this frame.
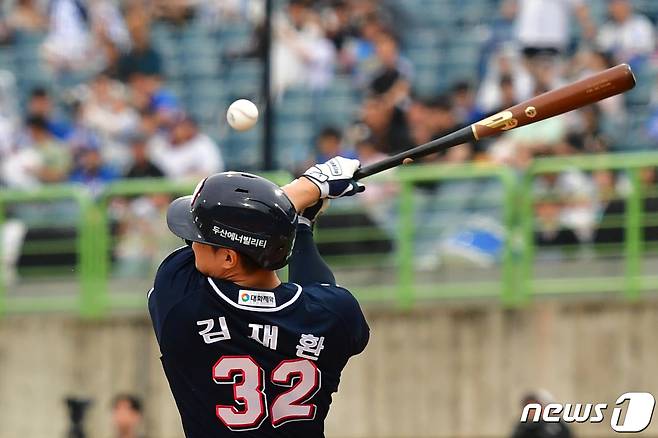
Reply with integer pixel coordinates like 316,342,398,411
148,246,369,438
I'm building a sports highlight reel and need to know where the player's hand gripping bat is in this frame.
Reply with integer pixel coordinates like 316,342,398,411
352,64,636,180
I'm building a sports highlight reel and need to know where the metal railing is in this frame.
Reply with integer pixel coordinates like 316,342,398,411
2,153,658,317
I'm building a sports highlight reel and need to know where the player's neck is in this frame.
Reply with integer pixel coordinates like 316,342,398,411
223,270,281,290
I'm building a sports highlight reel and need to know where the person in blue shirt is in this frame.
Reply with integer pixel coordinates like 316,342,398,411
27,87,72,141
149,157,369,437
69,144,118,188
315,126,358,163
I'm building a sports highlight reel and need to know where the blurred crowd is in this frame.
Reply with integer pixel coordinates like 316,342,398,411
1,0,658,273
1,0,656,187
0,1,226,190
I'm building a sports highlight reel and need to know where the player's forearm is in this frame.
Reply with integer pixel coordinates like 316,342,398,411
288,224,336,286
281,177,321,212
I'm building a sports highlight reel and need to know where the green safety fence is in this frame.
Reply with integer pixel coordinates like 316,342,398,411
520,152,658,302
0,184,94,315
2,154,658,317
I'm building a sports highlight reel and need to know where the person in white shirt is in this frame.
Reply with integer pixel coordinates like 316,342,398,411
272,0,336,97
516,0,594,56
515,0,594,95
41,0,128,73
41,0,95,71
149,115,224,181
597,0,655,65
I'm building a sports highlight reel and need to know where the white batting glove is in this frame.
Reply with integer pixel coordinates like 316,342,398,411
302,156,365,199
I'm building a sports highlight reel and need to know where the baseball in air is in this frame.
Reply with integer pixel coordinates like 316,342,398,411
226,99,259,131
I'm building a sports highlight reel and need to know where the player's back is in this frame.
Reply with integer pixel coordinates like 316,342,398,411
149,247,369,438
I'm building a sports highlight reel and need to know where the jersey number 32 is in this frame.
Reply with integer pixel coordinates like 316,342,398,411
213,356,321,431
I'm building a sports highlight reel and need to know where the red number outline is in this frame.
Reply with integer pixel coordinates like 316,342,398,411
270,358,321,427
212,355,268,431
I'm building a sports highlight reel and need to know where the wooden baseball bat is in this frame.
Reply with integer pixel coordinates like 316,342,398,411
353,64,636,180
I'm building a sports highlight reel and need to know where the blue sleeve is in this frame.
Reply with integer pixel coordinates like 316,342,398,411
321,285,370,356
338,288,369,356
288,224,336,286
148,246,198,344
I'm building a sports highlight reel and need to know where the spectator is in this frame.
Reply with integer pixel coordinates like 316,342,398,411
409,96,467,154
646,104,658,146
354,135,398,233
124,132,164,178
41,0,99,72
26,87,72,140
82,72,140,167
222,21,267,62
111,394,144,438
0,114,14,163
315,126,356,162
150,115,224,181
597,0,655,67
140,107,171,160
451,81,485,126
595,168,658,245
495,74,518,111
0,22,10,45
89,0,131,72
1,219,26,286
23,114,71,185
478,0,517,78
407,95,471,189
516,0,594,90
153,0,196,25
323,0,352,53
0,71,18,160
566,106,609,154
477,46,533,113
359,30,412,89
2,115,71,188
533,160,598,246
129,72,180,127
68,101,105,162
115,8,162,82
6,0,47,33
272,0,336,96
343,12,384,74
69,143,119,191
113,130,171,276
516,0,594,57
360,69,412,154
571,49,626,122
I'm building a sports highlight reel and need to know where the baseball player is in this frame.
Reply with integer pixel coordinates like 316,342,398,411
148,157,370,437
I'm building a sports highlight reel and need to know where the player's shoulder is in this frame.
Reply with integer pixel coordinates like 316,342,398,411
300,283,362,317
154,245,197,288
300,282,369,356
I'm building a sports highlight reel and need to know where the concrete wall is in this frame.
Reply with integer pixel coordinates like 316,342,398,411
2,297,658,438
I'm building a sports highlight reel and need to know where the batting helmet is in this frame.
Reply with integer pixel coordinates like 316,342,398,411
166,172,298,270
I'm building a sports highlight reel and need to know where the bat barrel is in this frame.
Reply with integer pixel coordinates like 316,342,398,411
472,64,636,140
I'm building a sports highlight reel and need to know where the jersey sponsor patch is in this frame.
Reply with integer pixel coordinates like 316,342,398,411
238,290,276,308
